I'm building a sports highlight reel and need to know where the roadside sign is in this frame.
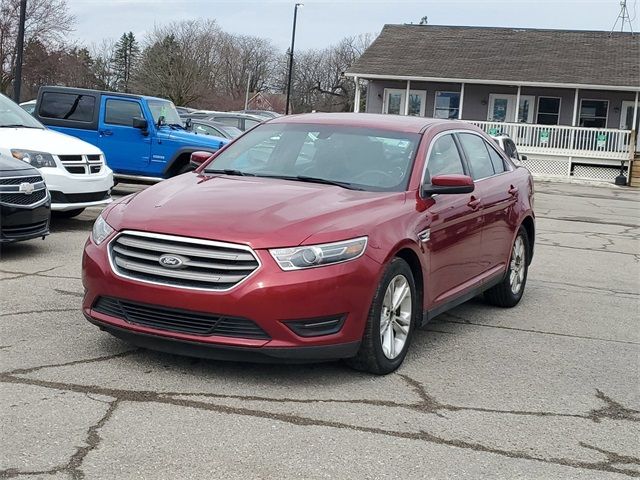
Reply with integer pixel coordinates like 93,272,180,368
596,133,607,148
539,130,550,145
488,127,499,136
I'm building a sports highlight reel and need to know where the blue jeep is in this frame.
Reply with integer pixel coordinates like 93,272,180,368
34,87,228,179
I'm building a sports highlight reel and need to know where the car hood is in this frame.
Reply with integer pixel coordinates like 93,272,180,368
0,153,40,176
106,173,405,249
163,128,229,150
0,127,103,155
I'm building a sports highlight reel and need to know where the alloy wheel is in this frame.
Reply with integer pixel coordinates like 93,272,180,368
509,235,526,295
379,274,412,360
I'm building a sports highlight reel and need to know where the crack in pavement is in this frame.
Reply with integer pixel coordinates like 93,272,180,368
527,279,639,298
537,216,640,229
0,266,80,282
434,313,640,346
0,398,119,479
0,307,78,318
54,289,84,298
0,353,638,477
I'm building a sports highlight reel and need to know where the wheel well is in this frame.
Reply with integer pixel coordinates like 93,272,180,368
521,216,535,264
165,152,193,178
395,248,424,316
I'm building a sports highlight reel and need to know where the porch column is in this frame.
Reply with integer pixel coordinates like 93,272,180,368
514,85,521,122
633,91,639,130
404,80,411,115
458,83,465,119
572,88,580,126
353,76,361,113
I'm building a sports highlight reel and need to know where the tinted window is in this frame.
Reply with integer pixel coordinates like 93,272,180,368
193,123,222,137
458,133,495,180
487,143,506,173
40,92,95,122
426,134,464,178
244,119,260,130
215,117,241,128
504,139,518,160
105,99,143,126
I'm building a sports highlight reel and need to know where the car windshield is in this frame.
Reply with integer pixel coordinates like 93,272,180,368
0,94,44,129
147,99,183,126
204,123,420,192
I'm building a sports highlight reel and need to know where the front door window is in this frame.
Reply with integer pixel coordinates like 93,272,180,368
488,94,535,123
383,89,426,116
620,101,636,130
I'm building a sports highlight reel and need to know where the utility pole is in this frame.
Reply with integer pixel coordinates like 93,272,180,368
13,0,27,102
244,72,252,111
610,0,634,36
285,3,303,115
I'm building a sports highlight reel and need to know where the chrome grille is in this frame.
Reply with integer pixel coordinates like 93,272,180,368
109,231,260,291
57,154,104,175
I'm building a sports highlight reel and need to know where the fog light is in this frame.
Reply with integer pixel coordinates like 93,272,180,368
284,315,346,337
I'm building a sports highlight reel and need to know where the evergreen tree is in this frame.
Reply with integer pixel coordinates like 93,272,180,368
113,32,139,93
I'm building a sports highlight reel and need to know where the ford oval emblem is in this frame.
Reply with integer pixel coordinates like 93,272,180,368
159,254,186,269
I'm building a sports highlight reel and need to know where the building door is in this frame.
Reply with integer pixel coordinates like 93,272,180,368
383,89,426,116
620,101,637,130
488,94,535,123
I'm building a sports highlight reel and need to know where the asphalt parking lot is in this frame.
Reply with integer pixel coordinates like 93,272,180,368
0,180,638,479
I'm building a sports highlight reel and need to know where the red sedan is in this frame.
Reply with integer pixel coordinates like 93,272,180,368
82,113,534,374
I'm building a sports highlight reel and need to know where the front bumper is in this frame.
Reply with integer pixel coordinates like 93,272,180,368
82,237,382,361
0,199,50,243
39,166,114,211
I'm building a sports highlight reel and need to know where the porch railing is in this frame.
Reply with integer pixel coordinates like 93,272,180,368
469,121,634,161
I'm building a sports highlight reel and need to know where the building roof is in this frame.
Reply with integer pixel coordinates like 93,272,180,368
346,25,640,90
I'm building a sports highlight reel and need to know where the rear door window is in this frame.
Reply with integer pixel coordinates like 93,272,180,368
486,142,506,173
39,92,96,122
104,99,143,126
457,133,495,180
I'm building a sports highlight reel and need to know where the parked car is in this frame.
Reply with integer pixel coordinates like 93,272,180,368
491,133,527,165
183,112,265,131
188,119,243,140
82,113,535,374
19,100,36,115
0,153,50,243
0,93,113,218
233,110,281,119
34,87,228,180
175,106,196,116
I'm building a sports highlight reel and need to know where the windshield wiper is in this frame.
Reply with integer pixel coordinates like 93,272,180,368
265,174,364,191
0,124,40,128
205,169,255,177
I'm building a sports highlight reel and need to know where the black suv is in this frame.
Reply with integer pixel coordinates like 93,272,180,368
0,154,51,243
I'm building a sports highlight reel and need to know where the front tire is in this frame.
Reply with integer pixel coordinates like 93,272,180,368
484,226,530,307
346,257,417,375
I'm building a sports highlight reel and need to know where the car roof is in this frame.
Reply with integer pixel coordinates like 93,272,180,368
267,113,472,134
190,119,239,129
38,86,171,103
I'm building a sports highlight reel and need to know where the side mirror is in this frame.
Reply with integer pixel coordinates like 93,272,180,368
132,117,148,132
190,151,213,169
421,174,475,197
184,118,192,130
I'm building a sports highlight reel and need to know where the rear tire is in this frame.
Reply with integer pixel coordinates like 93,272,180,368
52,208,85,218
346,257,417,375
484,226,530,307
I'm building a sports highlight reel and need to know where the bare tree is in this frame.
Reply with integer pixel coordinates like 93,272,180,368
133,20,223,106
0,0,74,96
89,38,118,91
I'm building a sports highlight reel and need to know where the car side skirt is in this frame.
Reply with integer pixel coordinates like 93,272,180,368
421,271,505,325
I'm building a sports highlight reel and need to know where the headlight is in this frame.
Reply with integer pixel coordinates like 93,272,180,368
92,215,114,245
11,150,56,168
270,237,367,271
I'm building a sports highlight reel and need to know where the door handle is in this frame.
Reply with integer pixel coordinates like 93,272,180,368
508,185,519,196
99,129,113,137
467,196,481,210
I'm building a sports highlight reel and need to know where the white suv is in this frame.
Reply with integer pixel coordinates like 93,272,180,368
0,93,113,217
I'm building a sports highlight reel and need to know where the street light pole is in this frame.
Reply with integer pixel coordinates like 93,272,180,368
285,2,302,115
13,0,27,102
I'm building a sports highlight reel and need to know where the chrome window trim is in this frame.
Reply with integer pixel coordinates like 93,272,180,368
420,129,515,190
107,230,262,293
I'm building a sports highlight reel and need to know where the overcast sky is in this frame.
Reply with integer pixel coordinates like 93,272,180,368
67,0,639,50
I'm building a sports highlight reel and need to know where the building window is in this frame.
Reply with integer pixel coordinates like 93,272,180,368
383,89,426,116
434,91,460,119
579,100,608,128
537,97,561,125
